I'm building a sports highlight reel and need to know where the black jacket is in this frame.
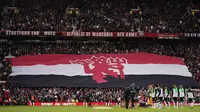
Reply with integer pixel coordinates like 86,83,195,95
124,88,131,99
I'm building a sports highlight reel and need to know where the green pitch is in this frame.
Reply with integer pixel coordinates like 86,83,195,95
0,106,200,112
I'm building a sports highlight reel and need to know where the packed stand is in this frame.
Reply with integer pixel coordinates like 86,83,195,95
0,40,11,81
5,87,123,105
1,0,200,32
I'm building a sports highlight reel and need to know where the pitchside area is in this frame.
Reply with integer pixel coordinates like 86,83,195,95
0,106,200,112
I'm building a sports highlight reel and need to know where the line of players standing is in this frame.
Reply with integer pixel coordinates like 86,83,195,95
148,85,194,109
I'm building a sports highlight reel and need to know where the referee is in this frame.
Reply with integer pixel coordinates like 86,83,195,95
124,85,131,109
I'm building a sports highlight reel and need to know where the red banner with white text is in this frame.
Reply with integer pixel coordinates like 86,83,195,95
1,31,142,37
27,102,200,106
27,102,118,106
0,30,181,38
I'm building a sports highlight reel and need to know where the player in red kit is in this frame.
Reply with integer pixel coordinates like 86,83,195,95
0,94,2,105
3,87,10,106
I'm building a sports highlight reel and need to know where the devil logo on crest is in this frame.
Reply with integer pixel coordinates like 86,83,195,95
70,56,128,83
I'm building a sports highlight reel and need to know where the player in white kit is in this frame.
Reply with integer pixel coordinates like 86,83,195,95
172,85,179,108
158,86,164,109
187,88,194,109
151,86,156,108
179,85,185,108
164,86,170,108
155,85,161,109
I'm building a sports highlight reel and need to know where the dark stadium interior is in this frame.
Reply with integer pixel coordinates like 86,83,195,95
0,0,200,107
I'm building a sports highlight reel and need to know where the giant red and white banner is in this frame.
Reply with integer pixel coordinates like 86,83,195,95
9,52,195,87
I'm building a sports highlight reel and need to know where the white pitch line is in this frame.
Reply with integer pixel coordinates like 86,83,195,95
92,107,113,109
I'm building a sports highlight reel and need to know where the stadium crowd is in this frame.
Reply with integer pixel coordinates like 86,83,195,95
1,0,200,106
1,0,200,32
1,87,124,105
0,40,10,81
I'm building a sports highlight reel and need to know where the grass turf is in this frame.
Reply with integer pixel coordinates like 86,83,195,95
0,106,200,112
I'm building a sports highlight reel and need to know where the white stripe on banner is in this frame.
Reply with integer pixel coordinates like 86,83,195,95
10,64,192,77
